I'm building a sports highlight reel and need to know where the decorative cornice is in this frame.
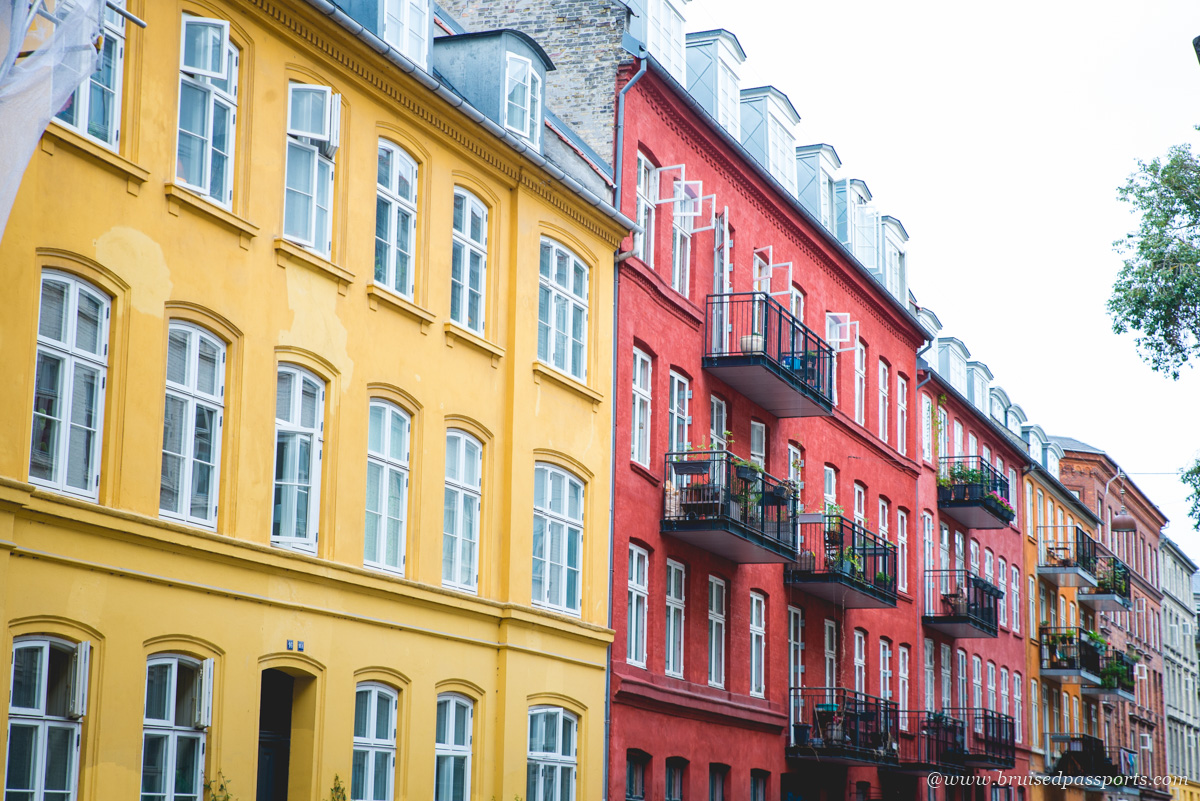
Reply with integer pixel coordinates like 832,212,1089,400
619,257,704,331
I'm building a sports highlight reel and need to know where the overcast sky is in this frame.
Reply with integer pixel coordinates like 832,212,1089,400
682,0,1200,556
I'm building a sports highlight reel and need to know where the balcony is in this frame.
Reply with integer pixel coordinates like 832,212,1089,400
1078,555,1132,611
895,711,969,774
1037,526,1099,588
702,292,834,418
1046,734,1123,782
786,515,898,608
922,569,1002,638
944,708,1016,769
936,456,1014,529
788,687,899,766
1081,650,1137,702
1039,627,1103,684
662,450,798,563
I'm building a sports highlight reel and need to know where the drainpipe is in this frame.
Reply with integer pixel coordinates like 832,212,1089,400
603,49,648,801
913,344,933,619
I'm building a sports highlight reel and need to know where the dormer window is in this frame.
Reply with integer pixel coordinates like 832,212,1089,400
820,172,836,231
767,114,796,195
948,351,967,394
381,0,428,68
647,0,686,82
504,53,541,144
716,61,739,136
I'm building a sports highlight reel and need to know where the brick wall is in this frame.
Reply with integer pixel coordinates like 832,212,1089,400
437,0,629,160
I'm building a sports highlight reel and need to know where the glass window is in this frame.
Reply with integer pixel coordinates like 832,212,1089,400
56,1,125,148
897,375,907,455
877,361,889,442
504,54,541,144
160,323,225,528
175,15,238,206
532,463,584,614
666,560,686,678
750,421,766,468
631,350,652,466
141,655,211,801
443,430,482,592
352,683,397,801
646,0,685,81
538,239,589,380
626,753,645,801
450,189,488,334
627,545,648,667
283,83,338,256
29,272,110,500
750,593,766,697
272,365,324,551
434,694,472,801
381,0,428,67
665,759,685,801
667,372,689,454
634,153,656,265
853,340,866,425
374,141,418,299
526,707,576,801
708,577,726,687
365,401,410,574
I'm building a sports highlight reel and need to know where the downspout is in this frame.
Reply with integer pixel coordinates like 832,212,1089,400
604,50,648,801
913,344,933,610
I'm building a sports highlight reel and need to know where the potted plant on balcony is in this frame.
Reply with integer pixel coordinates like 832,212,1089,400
732,457,762,482
740,331,765,354
835,549,864,580
796,548,816,572
874,570,894,591
824,503,844,534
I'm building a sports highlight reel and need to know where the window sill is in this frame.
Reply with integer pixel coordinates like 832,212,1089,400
532,362,603,411
366,284,435,333
274,238,354,295
43,121,149,195
630,461,661,488
443,322,504,367
532,600,582,619
165,183,259,250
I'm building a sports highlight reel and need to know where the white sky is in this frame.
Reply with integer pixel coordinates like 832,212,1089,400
684,0,1200,556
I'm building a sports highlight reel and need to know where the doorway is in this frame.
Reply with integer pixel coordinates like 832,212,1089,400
257,669,294,801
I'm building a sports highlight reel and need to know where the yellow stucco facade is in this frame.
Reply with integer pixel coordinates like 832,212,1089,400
0,0,626,798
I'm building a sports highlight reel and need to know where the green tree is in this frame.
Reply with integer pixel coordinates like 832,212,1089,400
1110,129,1200,529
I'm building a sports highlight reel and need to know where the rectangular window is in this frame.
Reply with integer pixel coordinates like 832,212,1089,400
853,630,866,693
141,655,212,801
1028,576,1036,636
665,560,685,677
880,639,892,701
672,195,692,296
647,0,686,82
668,372,690,453
272,365,324,551
450,189,488,334
923,639,935,712
504,53,541,143
375,141,418,299
767,113,796,194
532,464,584,614
788,607,804,725
538,239,589,380
708,577,726,687
825,314,841,407
631,349,652,466
1013,673,1023,743
627,545,648,668
750,421,766,468
443,431,483,592
921,394,932,461
381,0,428,66
957,650,968,707
364,403,410,575
750,593,766,697
997,557,1007,626
708,764,726,801
283,83,339,257
823,466,837,512
1011,566,1020,634
634,153,656,265
710,396,726,451
853,483,866,528
898,645,910,728
897,375,908,455
160,323,225,528
435,694,472,801
56,2,125,149
353,683,397,801
824,620,837,690
854,340,866,425
750,772,767,801
941,644,952,711
716,60,739,136
878,361,889,442
176,16,238,206
30,272,110,500
1031,680,1040,747
1000,667,1009,715
897,510,908,593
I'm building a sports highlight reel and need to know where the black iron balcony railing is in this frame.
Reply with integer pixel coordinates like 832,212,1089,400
1037,526,1099,588
1039,627,1103,684
1047,733,1119,779
788,687,899,765
786,515,898,608
1083,650,1136,701
944,708,1016,769
702,292,834,418
662,450,798,563
922,569,1002,638
895,711,968,773
936,456,1014,529
1078,555,1132,610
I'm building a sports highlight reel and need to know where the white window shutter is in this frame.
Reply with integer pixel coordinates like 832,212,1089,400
322,94,342,158
181,18,231,79
69,640,90,718
197,657,214,728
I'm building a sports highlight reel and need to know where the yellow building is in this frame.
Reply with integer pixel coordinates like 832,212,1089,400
0,0,630,798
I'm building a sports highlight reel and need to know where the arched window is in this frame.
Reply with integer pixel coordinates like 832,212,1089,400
450,189,487,334
434,694,473,801
443,430,482,592
141,654,213,801
365,400,410,573
30,271,111,499
375,141,418,299
272,365,325,551
160,322,226,528
353,683,397,800
526,706,577,801
532,463,584,614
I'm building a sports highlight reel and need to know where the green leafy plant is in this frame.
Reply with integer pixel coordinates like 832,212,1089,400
205,772,236,801
326,775,348,801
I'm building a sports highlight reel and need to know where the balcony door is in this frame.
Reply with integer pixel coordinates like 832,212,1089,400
711,208,730,354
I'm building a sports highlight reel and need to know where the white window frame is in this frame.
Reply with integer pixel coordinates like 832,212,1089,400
710,396,726,451
283,83,338,257
897,510,908,593
434,694,472,801
671,194,692,296
646,0,685,82
631,349,652,466
853,483,866,528
824,620,837,691
880,639,893,701
374,140,419,299
364,400,410,575
766,112,796,194
921,394,932,462
526,707,577,801
504,52,541,144
380,0,428,66
898,645,910,729
353,682,397,801
825,314,840,406
1011,565,1020,634
140,654,213,801
271,365,324,552
708,576,726,688
997,557,1007,626
878,360,889,442
957,650,968,707
665,560,686,678
175,15,238,207
853,339,866,425
923,639,935,713
159,322,225,529
788,607,804,725
443,430,482,592
634,153,656,265
450,188,488,334
750,421,766,468
55,2,125,149
853,630,866,693
750,592,766,698
1013,673,1022,743
941,644,952,711
6,637,91,801
1000,667,1009,716
897,375,908,455
668,372,690,454
29,271,110,500
538,239,589,381
532,463,584,615
823,466,837,513
627,545,648,668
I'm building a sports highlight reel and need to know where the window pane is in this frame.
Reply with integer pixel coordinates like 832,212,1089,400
66,363,100,490
375,692,391,740
289,86,327,137
354,689,370,738
140,733,169,794
301,380,319,429
11,646,43,709
6,723,39,793
174,735,201,796
365,462,382,562
166,330,189,386
177,83,209,188
351,749,368,800
182,20,225,76
435,698,449,745
197,338,219,395
145,662,172,721
39,280,69,342
373,750,389,798
175,662,198,727
30,352,64,482
74,290,103,356
453,701,469,746
276,371,293,422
